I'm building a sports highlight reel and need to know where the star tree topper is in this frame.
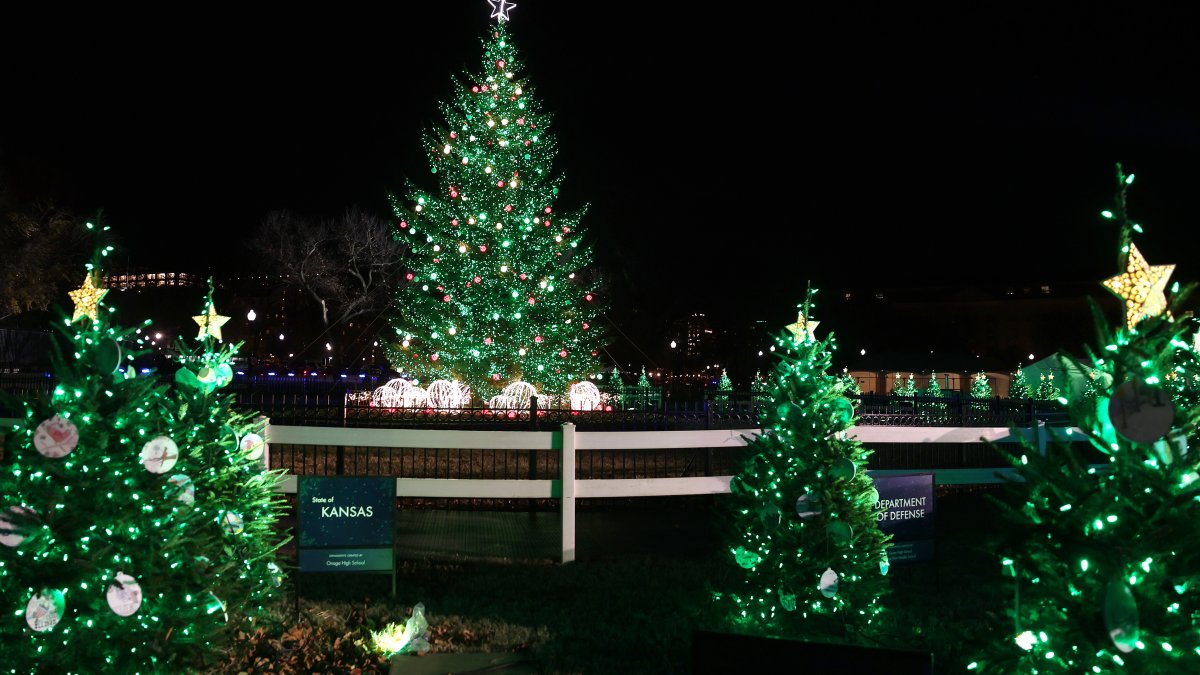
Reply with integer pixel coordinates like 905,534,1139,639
488,0,516,22
68,272,108,323
785,311,819,343
1102,243,1175,329
193,302,230,341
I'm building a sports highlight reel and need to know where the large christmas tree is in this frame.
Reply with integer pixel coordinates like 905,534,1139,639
968,167,1200,672
0,233,288,672
717,289,891,642
382,4,608,403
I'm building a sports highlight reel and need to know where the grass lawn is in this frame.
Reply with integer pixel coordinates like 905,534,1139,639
213,487,1013,674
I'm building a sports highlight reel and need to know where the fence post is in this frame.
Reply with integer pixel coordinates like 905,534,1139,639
561,422,576,564
704,399,713,476
1036,419,1047,456
258,415,271,471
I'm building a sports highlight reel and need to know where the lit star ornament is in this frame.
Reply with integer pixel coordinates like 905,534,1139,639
68,272,108,323
487,0,516,21
1102,243,1175,329
193,302,230,341
785,312,820,343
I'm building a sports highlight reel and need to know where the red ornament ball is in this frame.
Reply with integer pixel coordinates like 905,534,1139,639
451,219,459,226
450,131,457,139
519,273,527,280
534,336,543,343
450,191,458,199
527,297,536,305
585,294,593,301
479,245,488,252
481,85,488,92
496,59,505,69
544,207,552,214
504,204,513,212
582,322,589,329
517,118,524,125
474,276,482,283
492,373,501,381
430,354,439,361
442,295,451,302
472,86,479,93
484,337,492,345
406,273,414,280
559,350,568,358
524,140,531,146
496,180,505,188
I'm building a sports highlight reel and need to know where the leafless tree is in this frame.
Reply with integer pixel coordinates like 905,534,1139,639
252,205,408,329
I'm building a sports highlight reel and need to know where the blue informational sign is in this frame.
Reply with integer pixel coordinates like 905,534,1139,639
298,476,394,573
872,473,935,564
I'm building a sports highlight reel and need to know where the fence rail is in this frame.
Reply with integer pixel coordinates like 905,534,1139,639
263,421,1088,562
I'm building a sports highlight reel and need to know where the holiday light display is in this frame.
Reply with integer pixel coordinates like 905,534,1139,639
382,5,608,402
716,288,891,642
967,166,1200,673
0,231,287,672
971,371,992,398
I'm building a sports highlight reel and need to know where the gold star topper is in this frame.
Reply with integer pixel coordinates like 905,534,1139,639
193,302,230,341
1102,243,1175,329
785,311,820,342
68,271,108,323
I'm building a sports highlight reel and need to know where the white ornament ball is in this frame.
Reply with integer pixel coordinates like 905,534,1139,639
25,589,65,632
140,436,179,474
106,572,143,617
240,433,265,461
819,567,840,598
0,505,37,547
167,474,195,505
34,415,79,458
222,511,244,535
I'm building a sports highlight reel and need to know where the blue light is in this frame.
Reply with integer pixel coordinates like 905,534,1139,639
235,370,245,375
339,374,348,379
287,372,295,377
140,368,150,374
267,371,277,376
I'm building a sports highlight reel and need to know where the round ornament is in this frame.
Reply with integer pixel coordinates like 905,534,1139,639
880,552,891,576
34,415,79,458
733,546,762,569
222,425,240,452
26,589,65,632
818,568,840,598
831,397,855,425
0,505,36,547
759,503,782,531
167,474,195,504
830,458,856,481
240,433,265,461
778,584,797,612
865,484,880,508
95,338,122,373
1152,428,1189,466
106,572,142,617
1104,577,1140,654
222,511,244,535
215,363,234,387
140,436,179,474
795,492,822,520
267,561,284,588
827,520,853,545
1107,380,1174,445
197,366,218,385
175,366,200,389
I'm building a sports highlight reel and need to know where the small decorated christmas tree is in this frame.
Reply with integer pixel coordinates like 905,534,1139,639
892,372,917,397
716,288,891,643
924,371,942,397
971,371,992,398
718,368,734,392
969,166,1200,672
164,280,291,631
1035,372,1061,401
0,229,260,671
1008,366,1032,400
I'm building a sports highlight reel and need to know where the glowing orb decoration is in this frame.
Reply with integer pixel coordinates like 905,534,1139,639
371,378,429,408
488,381,538,410
569,381,601,411
427,380,471,410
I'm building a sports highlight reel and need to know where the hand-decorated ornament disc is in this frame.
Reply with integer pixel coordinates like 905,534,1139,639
34,415,79,458
140,436,180,474
106,572,143,616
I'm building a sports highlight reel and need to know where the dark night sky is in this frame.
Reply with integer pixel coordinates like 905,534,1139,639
4,1,1200,350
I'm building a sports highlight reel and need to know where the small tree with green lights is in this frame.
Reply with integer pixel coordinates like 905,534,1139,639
971,372,992,399
382,11,608,403
163,281,291,635
1035,372,1061,401
715,289,891,644
892,372,917,397
718,368,734,392
0,230,251,672
1008,366,1032,400
924,371,942,397
968,166,1200,673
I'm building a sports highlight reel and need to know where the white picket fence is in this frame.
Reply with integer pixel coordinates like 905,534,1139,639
265,421,1082,562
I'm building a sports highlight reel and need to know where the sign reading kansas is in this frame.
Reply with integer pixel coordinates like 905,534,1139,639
298,476,394,572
